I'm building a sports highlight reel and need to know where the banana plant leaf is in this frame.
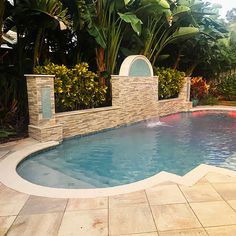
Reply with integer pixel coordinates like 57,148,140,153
140,0,170,9
167,27,200,45
118,12,143,35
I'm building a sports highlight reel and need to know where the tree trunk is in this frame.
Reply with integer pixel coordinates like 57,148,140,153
173,56,181,70
96,47,106,86
33,27,44,67
185,61,198,77
173,51,181,70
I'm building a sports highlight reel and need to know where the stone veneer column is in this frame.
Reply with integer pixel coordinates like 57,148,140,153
179,77,191,101
178,77,192,109
25,74,62,142
111,76,159,124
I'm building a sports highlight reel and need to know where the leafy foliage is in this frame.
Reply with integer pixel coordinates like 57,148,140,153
198,94,218,105
34,63,107,111
190,77,209,100
154,67,185,100
0,130,16,138
13,0,71,66
0,80,17,128
218,74,236,101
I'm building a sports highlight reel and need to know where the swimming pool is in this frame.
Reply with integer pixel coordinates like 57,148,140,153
17,111,236,189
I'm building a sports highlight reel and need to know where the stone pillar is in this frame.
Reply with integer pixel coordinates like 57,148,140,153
111,76,159,124
112,55,159,124
25,74,63,142
178,77,192,109
179,77,191,101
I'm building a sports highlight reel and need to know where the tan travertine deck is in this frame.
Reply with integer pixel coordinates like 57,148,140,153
1,138,236,235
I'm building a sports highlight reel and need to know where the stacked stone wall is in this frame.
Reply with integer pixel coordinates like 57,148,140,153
26,67,192,141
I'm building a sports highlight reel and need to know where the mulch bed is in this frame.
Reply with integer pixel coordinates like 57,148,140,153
217,101,236,106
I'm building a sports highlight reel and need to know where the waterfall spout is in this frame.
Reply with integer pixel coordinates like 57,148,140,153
146,117,172,128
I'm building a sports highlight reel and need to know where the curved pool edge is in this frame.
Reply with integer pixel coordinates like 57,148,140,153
1,142,236,198
190,105,236,112
0,105,236,198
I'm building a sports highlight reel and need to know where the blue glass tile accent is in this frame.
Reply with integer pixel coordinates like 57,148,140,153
41,87,52,119
129,59,152,77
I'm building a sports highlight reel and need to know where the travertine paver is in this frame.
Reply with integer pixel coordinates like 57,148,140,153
0,186,29,216
204,172,236,183
179,183,222,202
109,206,156,235
58,209,108,236
20,196,67,215
0,216,16,236
67,197,108,211
190,201,236,227
159,228,207,236
1,171,236,235
145,184,186,205
151,203,201,231
0,151,9,160
212,183,236,200
109,190,148,208
206,225,236,236
7,212,63,236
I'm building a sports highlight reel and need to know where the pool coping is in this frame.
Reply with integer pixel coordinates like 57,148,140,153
0,106,236,198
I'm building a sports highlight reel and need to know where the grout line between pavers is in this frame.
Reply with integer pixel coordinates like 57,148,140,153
157,227,209,234
177,184,209,236
204,224,236,230
1,214,18,236
209,181,236,214
113,231,158,236
144,189,160,235
56,198,69,236
4,192,30,235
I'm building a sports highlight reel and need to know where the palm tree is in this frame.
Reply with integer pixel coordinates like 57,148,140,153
141,1,200,66
80,0,142,75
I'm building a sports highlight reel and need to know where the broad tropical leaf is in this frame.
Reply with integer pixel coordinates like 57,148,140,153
81,3,107,48
118,12,143,35
140,0,170,9
167,27,200,44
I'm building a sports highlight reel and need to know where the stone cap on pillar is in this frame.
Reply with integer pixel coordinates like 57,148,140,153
24,74,55,77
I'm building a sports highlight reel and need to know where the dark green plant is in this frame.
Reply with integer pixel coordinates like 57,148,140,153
34,62,107,111
0,0,5,46
0,129,16,138
0,69,19,128
154,67,185,100
218,74,236,101
13,0,71,67
198,94,218,105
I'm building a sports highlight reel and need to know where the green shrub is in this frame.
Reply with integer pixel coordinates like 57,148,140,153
34,63,107,112
198,94,218,105
154,67,185,100
218,74,236,101
0,70,19,128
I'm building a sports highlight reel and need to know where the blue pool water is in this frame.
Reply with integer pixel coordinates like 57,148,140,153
17,111,236,188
